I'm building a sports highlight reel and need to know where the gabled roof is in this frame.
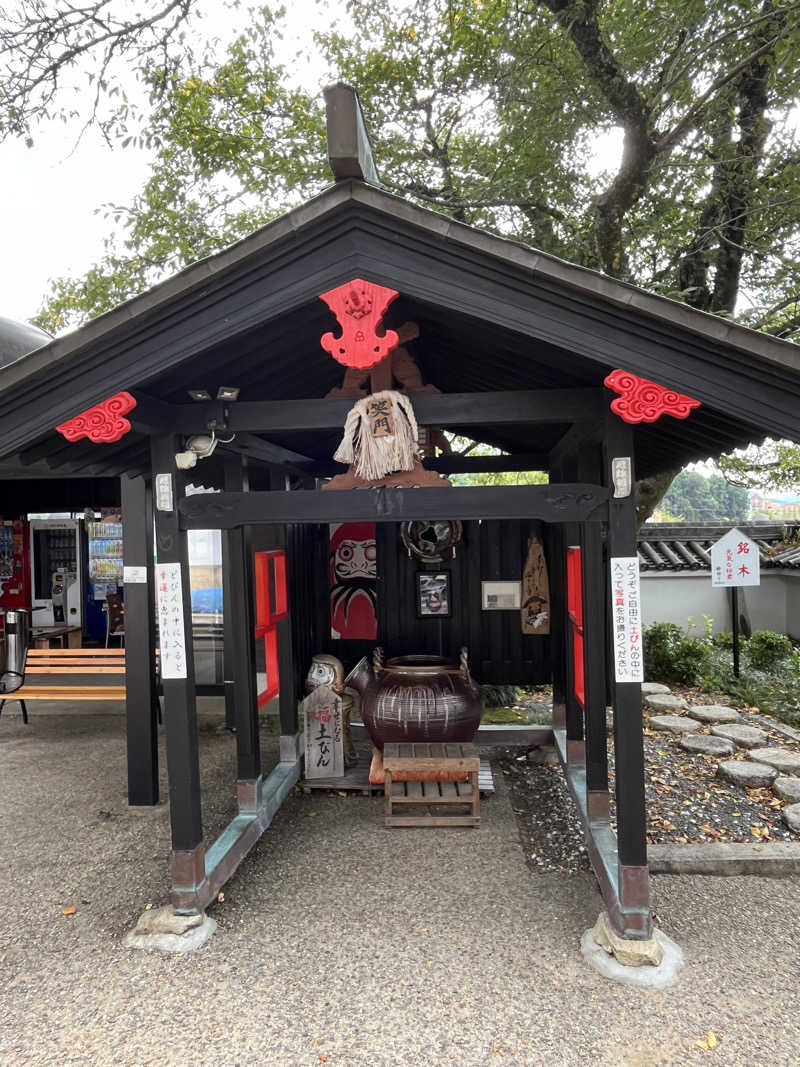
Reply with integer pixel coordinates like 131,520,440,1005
1,180,798,480
638,522,800,572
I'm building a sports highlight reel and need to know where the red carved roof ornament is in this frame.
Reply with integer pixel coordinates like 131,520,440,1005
319,278,400,369
604,369,700,424
55,392,137,443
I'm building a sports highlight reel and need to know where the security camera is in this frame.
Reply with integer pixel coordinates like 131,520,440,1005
175,450,198,470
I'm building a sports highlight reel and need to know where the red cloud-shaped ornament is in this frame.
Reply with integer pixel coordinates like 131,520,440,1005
56,392,137,443
604,370,700,424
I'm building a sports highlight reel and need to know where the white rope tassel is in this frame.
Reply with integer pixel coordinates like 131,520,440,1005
333,390,419,480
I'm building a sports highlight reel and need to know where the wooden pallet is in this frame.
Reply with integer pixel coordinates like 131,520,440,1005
300,750,495,796
383,742,480,828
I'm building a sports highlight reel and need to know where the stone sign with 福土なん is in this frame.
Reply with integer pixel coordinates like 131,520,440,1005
302,685,344,779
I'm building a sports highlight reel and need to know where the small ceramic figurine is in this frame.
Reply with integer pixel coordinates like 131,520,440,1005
305,653,358,769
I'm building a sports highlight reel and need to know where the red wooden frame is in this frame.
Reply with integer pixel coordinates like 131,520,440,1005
566,546,585,709
254,550,288,707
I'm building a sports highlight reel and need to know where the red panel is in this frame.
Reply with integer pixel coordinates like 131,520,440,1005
567,546,583,628
566,546,584,709
254,550,286,706
319,278,400,369
255,550,288,629
55,392,137,443
604,369,700,424
258,629,280,708
572,631,585,710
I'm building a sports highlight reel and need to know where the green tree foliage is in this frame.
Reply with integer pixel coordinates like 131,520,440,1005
26,0,800,363
661,469,750,522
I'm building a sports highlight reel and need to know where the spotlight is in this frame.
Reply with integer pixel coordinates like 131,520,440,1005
187,389,212,401
216,386,240,401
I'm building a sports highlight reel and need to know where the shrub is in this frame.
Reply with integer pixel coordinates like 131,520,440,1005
711,631,734,650
480,683,519,708
744,630,793,671
643,622,712,685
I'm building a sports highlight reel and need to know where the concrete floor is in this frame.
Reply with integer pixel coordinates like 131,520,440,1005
1,701,799,1066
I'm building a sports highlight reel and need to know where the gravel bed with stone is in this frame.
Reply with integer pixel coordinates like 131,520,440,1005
606,689,800,845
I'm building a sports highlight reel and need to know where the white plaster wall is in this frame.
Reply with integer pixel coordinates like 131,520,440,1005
641,572,795,637
785,574,800,639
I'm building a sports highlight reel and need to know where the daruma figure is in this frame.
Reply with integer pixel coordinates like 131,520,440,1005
329,522,377,639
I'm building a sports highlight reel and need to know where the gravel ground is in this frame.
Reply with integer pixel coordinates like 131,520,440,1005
610,709,800,844
2,701,800,1066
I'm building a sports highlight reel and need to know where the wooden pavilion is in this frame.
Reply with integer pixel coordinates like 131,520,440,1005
1,86,799,948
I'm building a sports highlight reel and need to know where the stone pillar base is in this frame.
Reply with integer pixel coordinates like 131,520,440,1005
581,911,683,988
123,904,216,954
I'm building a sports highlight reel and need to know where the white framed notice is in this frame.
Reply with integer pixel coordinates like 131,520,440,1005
123,566,147,584
156,562,187,679
610,556,644,683
481,580,522,610
710,529,760,587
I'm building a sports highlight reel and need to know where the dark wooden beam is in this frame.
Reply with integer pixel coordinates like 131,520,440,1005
224,389,606,434
303,451,550,478
179,483,609,529
220,433,314,472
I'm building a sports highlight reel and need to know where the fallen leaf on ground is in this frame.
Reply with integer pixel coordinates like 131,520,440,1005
61,906,76,916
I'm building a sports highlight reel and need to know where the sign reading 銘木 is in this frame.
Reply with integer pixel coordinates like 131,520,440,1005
710,529,760,587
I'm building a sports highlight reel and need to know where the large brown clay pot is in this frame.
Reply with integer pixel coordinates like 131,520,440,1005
360,651,483,749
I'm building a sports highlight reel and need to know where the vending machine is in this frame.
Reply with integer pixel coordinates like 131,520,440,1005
0,520,31,612
85,519,124,640
29,519,83,628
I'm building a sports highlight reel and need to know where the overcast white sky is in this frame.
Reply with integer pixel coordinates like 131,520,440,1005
0,1,340,323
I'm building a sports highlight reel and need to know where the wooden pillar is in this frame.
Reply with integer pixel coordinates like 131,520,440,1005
548,522,567,731
122,474,159,806
223,457,262,806
150,434,206,911
555,454,584,764
576,439,609,820
580,519,609,819
221,458,244,731
603,413,650,933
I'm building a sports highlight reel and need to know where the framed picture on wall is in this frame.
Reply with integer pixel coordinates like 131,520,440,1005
416,571,452,618
481,580,522,610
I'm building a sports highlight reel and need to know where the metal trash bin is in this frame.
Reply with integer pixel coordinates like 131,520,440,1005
0,609,29,693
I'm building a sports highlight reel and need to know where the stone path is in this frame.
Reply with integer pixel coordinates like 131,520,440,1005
643,684,800,837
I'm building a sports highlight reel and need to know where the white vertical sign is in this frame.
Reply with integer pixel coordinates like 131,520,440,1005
610,556,644,682
710,529,760,587
156,562,187,679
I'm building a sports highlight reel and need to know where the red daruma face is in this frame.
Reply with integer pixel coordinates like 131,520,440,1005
334,538,376,580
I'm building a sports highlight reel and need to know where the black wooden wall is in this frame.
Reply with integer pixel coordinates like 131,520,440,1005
284,519,553,687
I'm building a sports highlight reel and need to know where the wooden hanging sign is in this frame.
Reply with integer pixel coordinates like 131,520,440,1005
521,534,550,634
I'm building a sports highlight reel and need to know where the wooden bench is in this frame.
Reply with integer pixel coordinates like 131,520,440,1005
0,648,126,723
383,742,480,828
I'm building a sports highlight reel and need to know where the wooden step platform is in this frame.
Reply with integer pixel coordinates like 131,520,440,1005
383,742,480,828
300,750,495,796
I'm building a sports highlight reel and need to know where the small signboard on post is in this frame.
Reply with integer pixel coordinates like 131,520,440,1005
710,529,761,677
710,529,760,587
302,685,344,780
